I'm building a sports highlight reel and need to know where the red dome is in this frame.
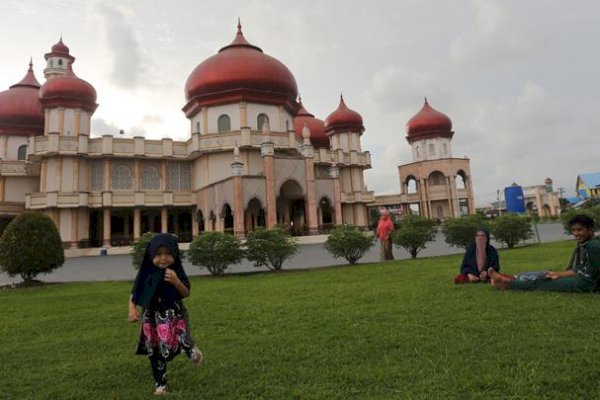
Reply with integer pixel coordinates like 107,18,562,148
39,65,97,112
406,98,452,141
293,99,329,148
0,62,44,136
45,37,75,64
184,23,298,112
324,95,364,134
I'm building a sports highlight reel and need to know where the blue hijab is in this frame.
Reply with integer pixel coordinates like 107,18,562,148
130,234,190,309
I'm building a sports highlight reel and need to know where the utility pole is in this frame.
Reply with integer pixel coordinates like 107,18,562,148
497,189,502,216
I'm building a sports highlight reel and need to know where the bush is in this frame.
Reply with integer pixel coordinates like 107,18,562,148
392,214,437,259
187,232,244,275
490,214,534,249
131,232,157,269
560,207,600,233
131,232,187,269
441,214,488,249
324,225,375,265
0,212,65,283
245,227,299,271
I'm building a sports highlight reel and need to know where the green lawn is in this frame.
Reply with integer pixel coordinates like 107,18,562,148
2,240,600,399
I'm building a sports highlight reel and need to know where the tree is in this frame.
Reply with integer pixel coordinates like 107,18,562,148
187,232,244,275
441,214,488,249
245,227,299,271
0,212,65,283
392,214,437,259
131,232,157,269
324,225,375,265
490,214,534,249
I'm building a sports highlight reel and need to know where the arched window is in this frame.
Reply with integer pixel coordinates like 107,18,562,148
196,122,200,134
428,171,445,186
141,166,160,190
58,59,63,66
111,165,133,190
17,145,27,161
257,113,268,130
415,146,421,159
443,143,448,155
428,143,435,156
218,114,231,132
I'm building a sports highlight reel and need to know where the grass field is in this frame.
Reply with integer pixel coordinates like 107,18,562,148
1,240,600,399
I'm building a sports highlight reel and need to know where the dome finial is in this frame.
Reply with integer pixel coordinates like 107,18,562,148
29,57,33,70
424,96,428,104
237,18,242,34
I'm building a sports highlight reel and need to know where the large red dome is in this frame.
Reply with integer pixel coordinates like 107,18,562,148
39,65,97,112
294,99,329,148
324,95,364,134
406,98,452,142
0,63,44,136
184,23,298,113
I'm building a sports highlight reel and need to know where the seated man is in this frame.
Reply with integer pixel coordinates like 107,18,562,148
488,215,600,292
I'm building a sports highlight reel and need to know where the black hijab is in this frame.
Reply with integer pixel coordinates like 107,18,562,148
130,234,190,309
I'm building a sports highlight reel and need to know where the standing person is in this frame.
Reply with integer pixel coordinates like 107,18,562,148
454,227,501,284
128,233,203,396
489,215,600,292
376,209,395,261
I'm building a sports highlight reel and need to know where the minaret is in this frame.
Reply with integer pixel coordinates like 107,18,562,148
405,97,454,161
44,37,76,80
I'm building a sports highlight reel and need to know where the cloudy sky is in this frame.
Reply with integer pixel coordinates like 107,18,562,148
1,0,599,205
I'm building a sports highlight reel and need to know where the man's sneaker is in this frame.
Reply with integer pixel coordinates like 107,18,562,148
191,346,203,366
154,385,168,396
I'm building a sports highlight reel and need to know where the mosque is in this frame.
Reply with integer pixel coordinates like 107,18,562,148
0,24,374,248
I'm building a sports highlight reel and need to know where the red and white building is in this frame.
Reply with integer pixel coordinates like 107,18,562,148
0,26,373,247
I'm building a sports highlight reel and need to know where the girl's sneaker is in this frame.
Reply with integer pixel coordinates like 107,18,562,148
190,346,203,366
154,385,168,396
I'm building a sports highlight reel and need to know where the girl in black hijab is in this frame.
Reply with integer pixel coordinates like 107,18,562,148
128,233,202,395
454,227,500,284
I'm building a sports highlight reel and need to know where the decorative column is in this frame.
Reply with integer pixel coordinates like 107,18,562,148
40,159,47,192
70,209,79,248
56,157,63,192
103,160,111,191
445,176,454,218
231,145,245,237
161,160,168,191
103,208,111,247
72,158,80,192
133,208,141,242
0,177,5,202
418,179,426,217
301,124,319,235
330,163,343,225
161,207,168,233
134,160,141,191
535,189,544,217
260,119,277,227
192,207,199,237
466,172,476,215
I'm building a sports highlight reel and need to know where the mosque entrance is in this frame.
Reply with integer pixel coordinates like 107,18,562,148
276,180,306,235
244,198,265,233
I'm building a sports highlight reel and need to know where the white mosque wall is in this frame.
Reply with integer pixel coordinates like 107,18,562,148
246,150,263,175
59,209,71,242
4,176,37,202
61,158,74,192
411,138,453,161
206,104,240,133
207,153,233,184
2,136,28,160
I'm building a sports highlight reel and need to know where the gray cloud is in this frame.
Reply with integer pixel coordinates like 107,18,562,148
96,3,142,88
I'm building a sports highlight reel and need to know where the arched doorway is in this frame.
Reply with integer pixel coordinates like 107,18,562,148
197,210,205,234
245,198,265,233
277,179,305,235
318,197,333,232
222,204,234,234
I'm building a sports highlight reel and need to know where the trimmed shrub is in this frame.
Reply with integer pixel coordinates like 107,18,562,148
560,208,600,233
324,225,375,265
131,232,157,269
441,214,488,249
392,214,437,259
490,214,534,249
0,212,65,283
188,232,244,275
245,227,299,271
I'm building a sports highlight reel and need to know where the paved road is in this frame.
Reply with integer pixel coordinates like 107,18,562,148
0,222,571,286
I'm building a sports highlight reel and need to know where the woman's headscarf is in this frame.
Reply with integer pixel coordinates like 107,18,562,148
131,233,189,309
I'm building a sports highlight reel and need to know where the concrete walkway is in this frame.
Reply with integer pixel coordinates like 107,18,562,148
0,223,571,286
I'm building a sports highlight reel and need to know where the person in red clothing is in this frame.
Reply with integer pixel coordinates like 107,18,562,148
376,209,395,261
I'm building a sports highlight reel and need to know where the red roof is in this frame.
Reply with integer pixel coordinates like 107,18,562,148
324,95,364,134
405,98,453,142
0,62,44,136
184,22,298,114
293,99,329,148
39,65,97,112
44,37,75,64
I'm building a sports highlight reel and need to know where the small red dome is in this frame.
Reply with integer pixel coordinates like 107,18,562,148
294,99,329,148
0,62,44,136
324,95,364,134
40,65,97,112
45,37,75,64
406,98,452,141
184,22,298,110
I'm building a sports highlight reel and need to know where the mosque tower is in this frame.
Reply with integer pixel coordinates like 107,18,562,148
397,98,475,219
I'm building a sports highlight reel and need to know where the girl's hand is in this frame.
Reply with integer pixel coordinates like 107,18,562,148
128,308,139,323
164,268,180,285
467,273,479,282
546,271,560,280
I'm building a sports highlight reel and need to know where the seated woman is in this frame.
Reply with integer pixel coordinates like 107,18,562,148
454,227,500,284
488,215,600,292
